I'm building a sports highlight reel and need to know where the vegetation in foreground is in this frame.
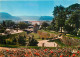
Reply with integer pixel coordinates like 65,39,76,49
0,47,80,57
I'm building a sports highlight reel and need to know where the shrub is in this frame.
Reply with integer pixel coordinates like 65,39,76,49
0,32,27,46
28,38,38,46
61,35,80,46
18,35,26,46
0,29,5,33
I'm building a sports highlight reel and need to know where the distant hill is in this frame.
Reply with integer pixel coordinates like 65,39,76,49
19,16,53,21
0,12,21,21
39,16,53,21
0,12,53,21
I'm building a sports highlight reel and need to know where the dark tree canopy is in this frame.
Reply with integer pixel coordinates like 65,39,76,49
52,3,80,34
41,22,49,30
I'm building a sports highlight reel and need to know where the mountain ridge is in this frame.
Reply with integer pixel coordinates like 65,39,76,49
0,12,53,21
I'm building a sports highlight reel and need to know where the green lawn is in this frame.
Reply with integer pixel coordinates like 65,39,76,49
0,44,19,48
0,44,77,49
39,30,59,35
0,44,61,49
66,34,80,39
29,33,42,41
48,39,66,47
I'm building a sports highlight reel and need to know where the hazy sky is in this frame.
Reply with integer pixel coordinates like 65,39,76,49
0,0,80,16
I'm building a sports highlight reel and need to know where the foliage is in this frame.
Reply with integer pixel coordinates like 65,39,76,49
53,5,65,16
49,39,66,47
28,38,38,46
0,29,5,33
52,5,66,32
51,3,80,35
68,10,80,30
61,35,80,46
0,32,27,46
37,30,58,39
77,29,80,37
18,22,28,29
41,22,49,30
2,20,15,28
64,23,74,33
0,24,6,33
30,33,42,41
0,48,80,57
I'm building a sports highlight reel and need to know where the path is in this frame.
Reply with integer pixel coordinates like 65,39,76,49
10,30,23,34
38,40,58,47
1,29,23,35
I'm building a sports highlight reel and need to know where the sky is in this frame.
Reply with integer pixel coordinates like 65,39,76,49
0,0,80,16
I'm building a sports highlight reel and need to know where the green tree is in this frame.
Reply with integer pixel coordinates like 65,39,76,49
28,38,38,46
18,22,28,29
41,22,49,30
53,5,66,32
52,3,80,34
3,20,15,28
53,5,65,17
68,10,80,30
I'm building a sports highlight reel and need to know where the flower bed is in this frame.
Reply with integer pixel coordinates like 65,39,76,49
0,48,80,57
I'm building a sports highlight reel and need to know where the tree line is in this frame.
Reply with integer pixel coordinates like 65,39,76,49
41,3,80,36
0,20,29,33
52,3,80,35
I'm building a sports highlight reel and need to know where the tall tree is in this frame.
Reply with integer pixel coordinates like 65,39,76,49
52,3,80,34
18,22,28,29
68,10,80,30
41,22,49,30
53,5,66,32
53,5,65,17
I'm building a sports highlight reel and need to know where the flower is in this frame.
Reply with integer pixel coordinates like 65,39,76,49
69,55,70,57
77,51,79,53
29,51,31,54
58,51,61,53
25,54,28,56
65,55,67,56
50,51,53,53
60,55,64,57
10,54,13,56
44,49,47,51
6,50,9,52
34,53,40,56
60,54,64,57
72,54,76,57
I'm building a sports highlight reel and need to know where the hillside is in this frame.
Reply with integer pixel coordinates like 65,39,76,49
19,16,53,21
0,12,21,21
0,12,53,21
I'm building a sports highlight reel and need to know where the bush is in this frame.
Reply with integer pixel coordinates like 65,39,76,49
0,29,5,33
41,22,49,30
18,36,26,46
0,32,27,46
70,30,77,36
28,38,38,46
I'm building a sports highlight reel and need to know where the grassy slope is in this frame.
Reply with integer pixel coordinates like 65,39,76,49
0,30,80,48
39,30,59,35
48,39,66,47
30,33,42,41
0,31,27,47
66,34,80,39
